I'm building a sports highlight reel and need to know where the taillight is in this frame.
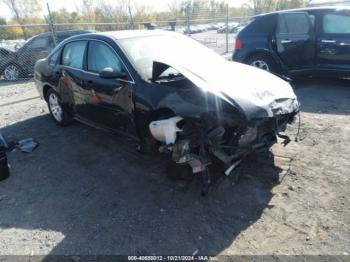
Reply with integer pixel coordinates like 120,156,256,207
235,38,242,50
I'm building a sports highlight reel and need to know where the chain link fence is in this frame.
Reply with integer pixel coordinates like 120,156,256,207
0,13,253,82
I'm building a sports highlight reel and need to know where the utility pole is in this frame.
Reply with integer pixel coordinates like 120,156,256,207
47,3,57,46
186,3,190,36
128,6,135,30
225,3,229,53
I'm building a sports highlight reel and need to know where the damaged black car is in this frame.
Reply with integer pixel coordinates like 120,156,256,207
34,31,300,194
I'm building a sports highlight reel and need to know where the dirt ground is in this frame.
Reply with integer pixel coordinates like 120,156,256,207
0,78,349,256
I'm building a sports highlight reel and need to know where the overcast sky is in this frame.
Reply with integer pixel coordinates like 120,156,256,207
0,0,249,21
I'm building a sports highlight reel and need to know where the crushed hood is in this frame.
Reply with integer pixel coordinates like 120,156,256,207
153,59,300,120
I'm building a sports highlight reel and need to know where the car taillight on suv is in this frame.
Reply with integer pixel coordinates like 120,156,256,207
235,38,242,50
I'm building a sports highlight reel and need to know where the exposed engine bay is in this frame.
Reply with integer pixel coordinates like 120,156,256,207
149,110,297,195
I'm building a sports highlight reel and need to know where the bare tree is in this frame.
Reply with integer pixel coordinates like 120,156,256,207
251,0,305,14
250,0,277,15
168,0,179,20
77,0,96,23
1,0,42,38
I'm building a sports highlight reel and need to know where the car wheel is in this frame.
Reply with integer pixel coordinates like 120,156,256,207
46,89,72,126
247,54,278,73
3,64,21,81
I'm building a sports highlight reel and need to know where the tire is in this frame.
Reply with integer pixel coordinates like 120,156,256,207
246,54,279,73
3,64,21,81
46,89,73,126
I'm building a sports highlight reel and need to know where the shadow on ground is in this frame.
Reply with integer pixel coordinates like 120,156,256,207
0,114,282,255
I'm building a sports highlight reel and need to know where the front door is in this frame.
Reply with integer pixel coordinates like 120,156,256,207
83,40,134,132
317,9,350,72
275,12,315,72
60,40,89,117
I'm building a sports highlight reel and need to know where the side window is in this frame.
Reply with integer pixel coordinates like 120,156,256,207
87,41,123,73
27,37,48,49
323,12,350,34
247,15,276,34
48,50,60,68
278,13,310,34
62,41,87,69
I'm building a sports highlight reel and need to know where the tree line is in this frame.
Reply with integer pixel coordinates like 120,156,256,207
0,0,305,40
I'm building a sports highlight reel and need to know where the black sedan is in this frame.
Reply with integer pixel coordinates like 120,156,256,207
34,30,300,194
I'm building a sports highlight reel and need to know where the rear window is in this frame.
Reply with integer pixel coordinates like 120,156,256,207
278,13,310,34
323,12,350,34
246,15,276,34
27,37,48,49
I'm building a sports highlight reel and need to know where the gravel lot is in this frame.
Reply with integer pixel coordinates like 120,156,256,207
191,31,236,54
0,77,349,256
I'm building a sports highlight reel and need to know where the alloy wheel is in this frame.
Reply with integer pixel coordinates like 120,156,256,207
250,60,270,71
48,93,63,123
4,65,19,81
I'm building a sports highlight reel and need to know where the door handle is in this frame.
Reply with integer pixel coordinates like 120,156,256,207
321,39,336,43
281,39,292,44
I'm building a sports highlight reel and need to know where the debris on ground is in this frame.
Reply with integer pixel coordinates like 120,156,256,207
15,138,39,153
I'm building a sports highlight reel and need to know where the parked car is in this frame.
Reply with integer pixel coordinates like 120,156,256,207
233,22,251,34
232,6,350,78
0,30,93,81
217,22,239,33
34,30,299,194
183,25,207,34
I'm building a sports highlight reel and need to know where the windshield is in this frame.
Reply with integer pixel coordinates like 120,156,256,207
118,33,225,81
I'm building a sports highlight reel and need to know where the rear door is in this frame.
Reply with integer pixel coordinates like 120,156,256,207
317,9,350,71
275,12,315,71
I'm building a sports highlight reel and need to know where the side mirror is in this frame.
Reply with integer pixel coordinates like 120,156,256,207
99,67,127,79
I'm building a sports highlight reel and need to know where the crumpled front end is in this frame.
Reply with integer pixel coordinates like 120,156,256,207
147,59,300,195
149,106,298,195
172,111,296,172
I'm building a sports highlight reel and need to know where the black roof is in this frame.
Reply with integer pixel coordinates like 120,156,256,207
35,30,94,38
